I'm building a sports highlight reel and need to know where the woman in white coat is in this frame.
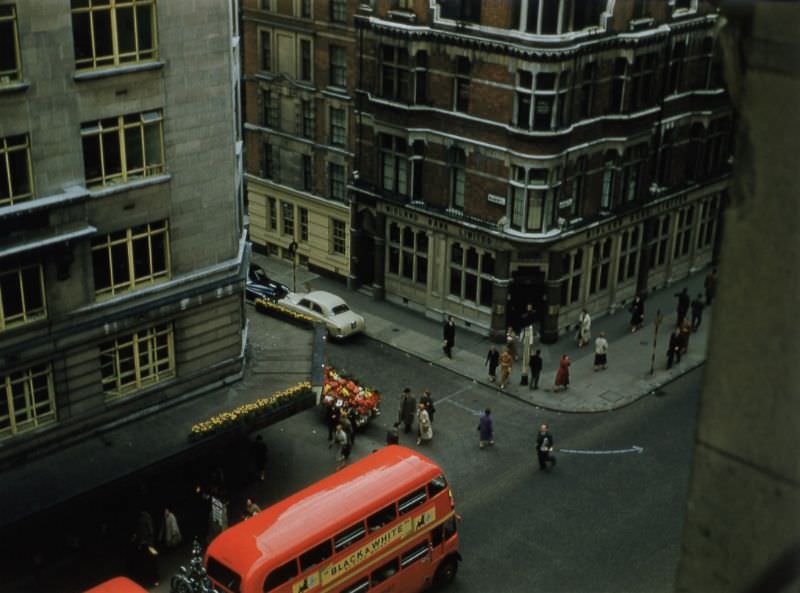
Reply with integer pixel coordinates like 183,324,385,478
416,403,433,445
577,308,592,347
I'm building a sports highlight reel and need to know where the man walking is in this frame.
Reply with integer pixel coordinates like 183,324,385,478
478,408,494,449
667,326,682,369
420,389,436,423
442,315,455,358
691,294,705,331
335,423,350,470
486,345,499,382
593,332,608,371
528,349,543,390
536,423,556,471
498,348,513,389
398,388,417,434
675,287,690,325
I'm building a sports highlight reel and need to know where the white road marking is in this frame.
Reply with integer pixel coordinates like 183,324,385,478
559,446,644,455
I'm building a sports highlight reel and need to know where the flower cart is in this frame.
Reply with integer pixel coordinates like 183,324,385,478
321,367,381,429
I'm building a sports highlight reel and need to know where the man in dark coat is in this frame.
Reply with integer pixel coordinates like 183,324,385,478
536,423,556,471
398,388,417,434
675,287,690,324
519,303,537,333
691,294,705,331
485,345,499,382
420,389,436,423
442,316,455,358
667,327,682,369
528,349,543,390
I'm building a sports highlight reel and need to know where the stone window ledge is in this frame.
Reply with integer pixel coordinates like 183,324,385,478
88,174,171,199
73,61,165,82
0,80,30,95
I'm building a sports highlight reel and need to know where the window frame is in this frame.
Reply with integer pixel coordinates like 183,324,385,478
448,243,495,307
70,0,159,72
99,322,175,397
91,220,170,297
331,218,346,255
515,69,571,131
0,363,56,439
328,162,346,201
281,201,295,237
0,5,23,83
0,261,47,331
617,225,642,284
380,45,410,102
560,248,583,305
330,46,347,88
588,238,612,295
0,133,34,206
329,107,346,147
80,111,166,188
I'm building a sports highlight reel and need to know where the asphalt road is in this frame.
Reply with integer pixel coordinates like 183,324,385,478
318,334,703,593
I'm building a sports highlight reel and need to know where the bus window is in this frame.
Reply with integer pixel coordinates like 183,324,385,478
334,521,366,552
371,558,399,585
340,576,369,593
398,488,427,515
443,515,458,540
367,503,396,531
400,542,430,569
427,476,447,498
430,525,444,547
263,559,298,592
300,540,333,571
207,557,242,593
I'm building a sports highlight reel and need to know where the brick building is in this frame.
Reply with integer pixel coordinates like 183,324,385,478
0,0,246,463
242,0,356,281
242,0,732,342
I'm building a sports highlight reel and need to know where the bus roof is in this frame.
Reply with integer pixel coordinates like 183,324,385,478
83,577,150,593
207,446,443,584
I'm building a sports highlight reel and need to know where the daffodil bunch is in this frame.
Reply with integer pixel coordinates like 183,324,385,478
254,298,316,324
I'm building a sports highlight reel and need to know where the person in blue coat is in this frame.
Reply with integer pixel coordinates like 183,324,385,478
478,408,494,449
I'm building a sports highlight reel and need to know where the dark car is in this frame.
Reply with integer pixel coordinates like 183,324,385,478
246,264,289,303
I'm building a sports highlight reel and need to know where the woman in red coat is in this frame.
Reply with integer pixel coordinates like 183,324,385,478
554,354,570,391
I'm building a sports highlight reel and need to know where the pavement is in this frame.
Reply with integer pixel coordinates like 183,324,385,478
255,253,711,414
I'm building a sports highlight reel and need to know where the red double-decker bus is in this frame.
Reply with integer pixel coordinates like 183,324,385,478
205,445,460,593
83,576,149,593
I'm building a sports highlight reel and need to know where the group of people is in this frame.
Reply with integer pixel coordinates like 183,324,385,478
396,388,436,446
666,287,706,368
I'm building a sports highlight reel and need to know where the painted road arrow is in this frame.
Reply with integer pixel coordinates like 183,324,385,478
559,446,644,455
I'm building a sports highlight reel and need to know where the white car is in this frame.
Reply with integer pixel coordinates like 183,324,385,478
279,291,365,338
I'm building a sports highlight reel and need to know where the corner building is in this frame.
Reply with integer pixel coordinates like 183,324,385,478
0,0,245,463
350,0,731,341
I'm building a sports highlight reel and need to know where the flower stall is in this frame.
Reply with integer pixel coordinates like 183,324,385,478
322,367,381,428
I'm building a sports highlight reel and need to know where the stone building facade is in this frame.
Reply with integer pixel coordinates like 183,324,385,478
348,0,733,341
0,0,246,463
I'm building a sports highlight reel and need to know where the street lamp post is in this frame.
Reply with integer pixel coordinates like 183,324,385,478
519,324,534,385
288,241,298,293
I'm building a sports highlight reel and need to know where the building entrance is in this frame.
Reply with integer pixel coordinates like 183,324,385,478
508,266,546,331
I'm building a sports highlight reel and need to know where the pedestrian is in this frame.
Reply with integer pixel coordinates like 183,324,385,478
536,423,557,471
386,423,400,445
630,294,645,332
420,389,436,423
251,434,267,481
335,423,351,470
478,408,494,449
554,354,570,391
528,349,543,390
691,294,705,331
519,303,537,332
593,332,608,371
416,403,433,446
675,287,690,325
667,326,682,369
577,308,591,347
704,267,717,306
679,318,692,354
498,347,513,389
398,388,417,434
133,510,158,587
339,409,355,446
245,498,261,518
325,406,340,449
485,345,499,382
505,326,518,360
442,315,455,358
158,508,182,549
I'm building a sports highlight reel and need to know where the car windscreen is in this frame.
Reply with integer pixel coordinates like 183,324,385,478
331,304,350,315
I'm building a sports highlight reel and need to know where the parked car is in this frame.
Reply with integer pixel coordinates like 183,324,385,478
279,291,365,338
246,264,289,303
